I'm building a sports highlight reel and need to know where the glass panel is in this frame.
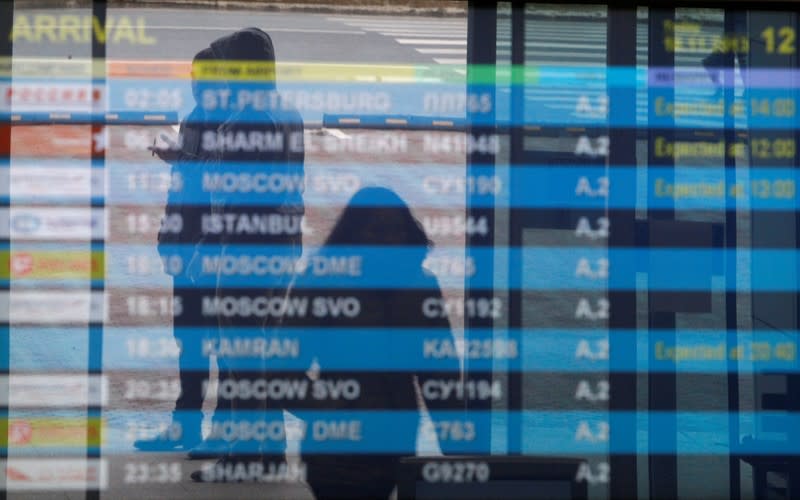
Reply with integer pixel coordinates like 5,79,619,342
3,2,800,499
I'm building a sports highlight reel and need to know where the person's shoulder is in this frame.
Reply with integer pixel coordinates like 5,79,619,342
188,105,208,120
420,266,444,290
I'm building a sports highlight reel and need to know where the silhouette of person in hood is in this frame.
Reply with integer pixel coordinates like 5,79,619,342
185,27,306,480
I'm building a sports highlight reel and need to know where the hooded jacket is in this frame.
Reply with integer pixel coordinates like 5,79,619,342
159,29,305,284
203,28,305,245
204,28,305,333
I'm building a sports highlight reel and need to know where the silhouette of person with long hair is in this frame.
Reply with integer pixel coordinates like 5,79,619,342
283,187,458,499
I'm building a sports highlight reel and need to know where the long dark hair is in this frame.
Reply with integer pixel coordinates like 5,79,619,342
323,187,432,250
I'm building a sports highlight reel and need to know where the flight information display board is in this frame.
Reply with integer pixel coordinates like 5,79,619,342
0,2,799,499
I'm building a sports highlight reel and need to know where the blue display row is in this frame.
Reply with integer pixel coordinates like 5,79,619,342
6,326,797,372
6,162,800,210
4,408,798,455
4,72,797,128
8,243,800,291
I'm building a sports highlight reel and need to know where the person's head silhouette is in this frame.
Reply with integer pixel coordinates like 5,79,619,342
209,27,277,91
324,187,432,265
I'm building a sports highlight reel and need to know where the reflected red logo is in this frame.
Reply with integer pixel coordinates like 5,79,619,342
11,253,33,276
9,421,32,445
